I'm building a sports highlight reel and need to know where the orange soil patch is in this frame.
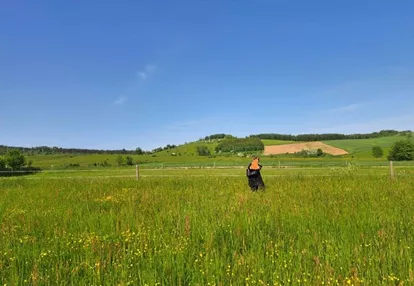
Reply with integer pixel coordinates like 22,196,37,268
264,141,348,156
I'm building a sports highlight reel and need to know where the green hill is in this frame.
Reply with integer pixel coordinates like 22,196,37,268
323,135,407,158
261,139,297,146
155,141,219,156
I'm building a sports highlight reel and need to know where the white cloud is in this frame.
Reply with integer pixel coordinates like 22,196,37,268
328,103,363,113
137,64,157,80
114,96,127,105
138,72,147,80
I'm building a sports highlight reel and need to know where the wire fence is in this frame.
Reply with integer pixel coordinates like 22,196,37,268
1,160,414,179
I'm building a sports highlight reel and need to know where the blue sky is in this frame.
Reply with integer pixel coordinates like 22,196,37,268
1,1,413,150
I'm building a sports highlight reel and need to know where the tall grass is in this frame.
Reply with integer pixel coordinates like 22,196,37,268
1,173,413,285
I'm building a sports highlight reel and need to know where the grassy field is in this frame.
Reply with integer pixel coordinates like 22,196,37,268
1,168,414,285
2,164,414,179
323,135,407,158
261,140,297,146
25,152,414,171
156,141,219,157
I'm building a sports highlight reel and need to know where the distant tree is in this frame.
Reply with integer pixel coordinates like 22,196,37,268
135,147,144,155
125,156,134,166
5,149,26,170
196,145,211,156
372,146,384,158
27,160,33,169
316,148,324,157
387,140,414,161
116,155,125,166
215,137,264,153
0,157,5,170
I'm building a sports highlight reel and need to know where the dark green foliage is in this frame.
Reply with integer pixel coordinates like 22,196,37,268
294,149,324,158
116,155,125,166
151,144,177,153
5,149,26,170
125,156,134,166
0,157,5,170
372,146,384,158
203,134,232,140
0,145,142,156
251,130,402,142
135,147,144,155
317,148,324,157
387,140,414,161
215,138,264,153
196,145,211,156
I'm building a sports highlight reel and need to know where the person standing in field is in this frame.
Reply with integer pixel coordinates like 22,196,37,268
246,156,265,192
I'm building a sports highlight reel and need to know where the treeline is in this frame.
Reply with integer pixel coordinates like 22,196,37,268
215,138,264,153
250,130,407,141
203,134,233,141
0,145,139,156
150,144,177,153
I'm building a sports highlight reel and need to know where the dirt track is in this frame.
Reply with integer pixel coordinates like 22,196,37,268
264,141,348,156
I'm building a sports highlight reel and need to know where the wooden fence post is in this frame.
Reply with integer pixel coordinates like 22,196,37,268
136,165,139,180
390,161,394,179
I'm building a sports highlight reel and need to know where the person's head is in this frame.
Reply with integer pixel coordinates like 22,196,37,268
250,156,260,169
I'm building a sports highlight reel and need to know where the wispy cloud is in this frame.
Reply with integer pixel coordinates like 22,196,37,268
137,64,157,80
329,103,363,113
114,96,127,105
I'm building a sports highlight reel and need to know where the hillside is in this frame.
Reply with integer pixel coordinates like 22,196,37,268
263,142,348,156
323,135,408,157
2,131,413,170
154,141,219,156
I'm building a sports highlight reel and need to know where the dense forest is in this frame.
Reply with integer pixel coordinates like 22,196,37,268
202,134,234,141
215,138,264,153
249,130,407,141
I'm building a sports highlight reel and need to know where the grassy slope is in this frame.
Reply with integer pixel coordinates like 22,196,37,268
261,139,297,146
156,141,219,156
323,135,406,158
24,136,412,169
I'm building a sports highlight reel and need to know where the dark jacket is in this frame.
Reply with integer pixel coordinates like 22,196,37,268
246,163,265,191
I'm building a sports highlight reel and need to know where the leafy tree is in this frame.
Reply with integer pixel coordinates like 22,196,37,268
215,138,264,153
116,155,125,166
387,140,414,161
372,146,384,158
196,145,211,156
0,157,5,170
5,149,26,170
316,148,324,157
135,147,144,155
125,156,134,166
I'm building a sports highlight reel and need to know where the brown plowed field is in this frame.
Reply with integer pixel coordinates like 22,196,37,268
264,141,348,156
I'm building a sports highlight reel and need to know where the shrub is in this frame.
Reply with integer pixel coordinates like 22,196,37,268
372,146,384,158
125,156,134,166
387,140,414,161
5,149,26,170
0,157,5,170
197,145,211,156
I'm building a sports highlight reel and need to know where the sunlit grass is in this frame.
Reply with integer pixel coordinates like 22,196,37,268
1,171,413,285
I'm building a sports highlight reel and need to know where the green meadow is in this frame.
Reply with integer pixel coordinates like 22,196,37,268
323,135,407,158
1,167,414,285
